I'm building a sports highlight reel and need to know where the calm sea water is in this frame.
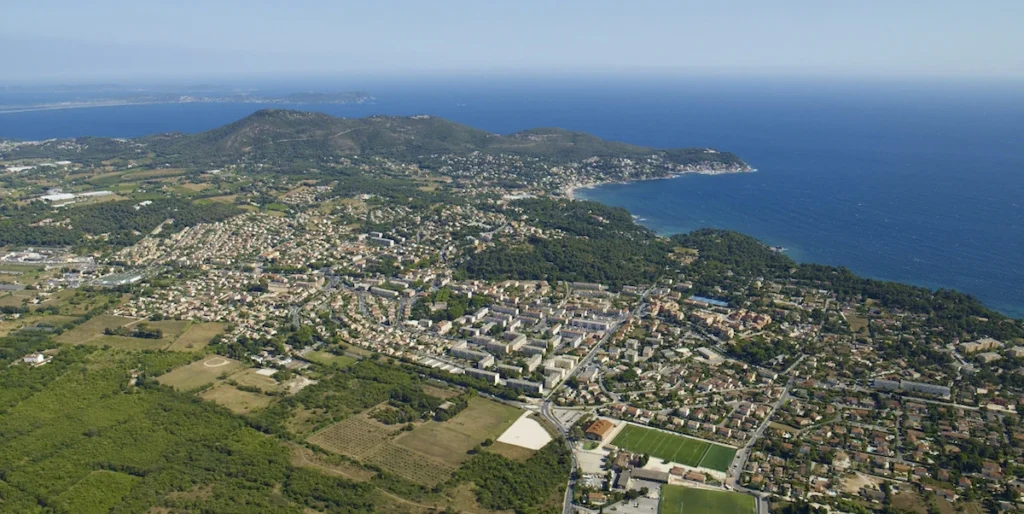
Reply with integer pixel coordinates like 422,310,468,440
1,77,1022,317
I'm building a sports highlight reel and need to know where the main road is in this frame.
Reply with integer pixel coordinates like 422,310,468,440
539,284,657,514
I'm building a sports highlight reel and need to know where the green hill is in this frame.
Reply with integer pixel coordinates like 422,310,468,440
139,109,748,167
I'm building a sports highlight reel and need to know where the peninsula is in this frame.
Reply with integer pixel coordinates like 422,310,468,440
0,91,374,114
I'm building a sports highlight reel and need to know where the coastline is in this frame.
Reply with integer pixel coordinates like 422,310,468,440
565,170,1024,320
562,164,754,200
0,98,376,116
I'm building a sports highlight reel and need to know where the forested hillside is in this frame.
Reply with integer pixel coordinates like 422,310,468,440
0,199,240,248
2,110,749,171
461,199,671,288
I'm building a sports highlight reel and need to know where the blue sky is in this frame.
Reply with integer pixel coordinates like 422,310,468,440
2,0,1022,82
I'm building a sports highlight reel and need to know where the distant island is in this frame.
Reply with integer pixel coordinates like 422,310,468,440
0,91,374,114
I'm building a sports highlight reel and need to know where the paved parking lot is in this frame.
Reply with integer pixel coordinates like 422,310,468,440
607,480,661,514
607,496,659,514
576,451,607,474
553,408,585,428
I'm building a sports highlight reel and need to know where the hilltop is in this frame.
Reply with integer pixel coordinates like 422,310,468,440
153,109,748,166
2,110,749,171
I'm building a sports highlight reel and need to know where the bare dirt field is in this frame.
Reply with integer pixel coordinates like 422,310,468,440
843,472,882,494
496,412,553,450
422,384,461,399
156,356,243,391
200,384,274,414
229,368,284,393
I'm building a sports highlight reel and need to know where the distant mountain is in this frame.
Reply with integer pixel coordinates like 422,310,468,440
1,109,749,173
0,92,373,113
144,109,748,168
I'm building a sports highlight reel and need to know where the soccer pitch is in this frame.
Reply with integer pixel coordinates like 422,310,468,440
611,424,736,472
659,484,755,514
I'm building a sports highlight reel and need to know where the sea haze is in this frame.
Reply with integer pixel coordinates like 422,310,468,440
1,77,1022,317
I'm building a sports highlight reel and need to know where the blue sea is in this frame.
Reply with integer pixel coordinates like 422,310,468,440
1,77,1022,317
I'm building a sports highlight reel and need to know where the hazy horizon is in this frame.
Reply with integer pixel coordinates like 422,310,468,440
4,73,1024,93
3,0,1023,82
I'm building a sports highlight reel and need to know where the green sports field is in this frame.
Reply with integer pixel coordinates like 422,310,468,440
659,484,755,514
611,424,737,472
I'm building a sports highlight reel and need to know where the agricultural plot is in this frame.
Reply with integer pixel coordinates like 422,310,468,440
144,319,192,339
49,290,120,316
422,383,461,399
55,315,190,350
395,397,522,467
121,168,187,180
155,356,243,391
0,290,37,308
23,314,81,328
287,443,376,482
54,314,135,344
228,368,284,393
308,417,391,459
364,442,457,486
167,322,225,351
309,398,522,486
0,314,81,337
196,194,238,205
87,335,169,351
172,182,212,194
200,384,275,414
611,424,736,472
659,484,755,514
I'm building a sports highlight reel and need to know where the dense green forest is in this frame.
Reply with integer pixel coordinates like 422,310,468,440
0,198,240,248
461,204,1022,337
0,338,397,513
675,229,1024,340
452,442,572,514
461,199,670,289
0,335,564,513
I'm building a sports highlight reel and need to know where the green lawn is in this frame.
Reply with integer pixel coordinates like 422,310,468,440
611,424,736,472
659,484,755,514
700,444,739,473
304,350,357,368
